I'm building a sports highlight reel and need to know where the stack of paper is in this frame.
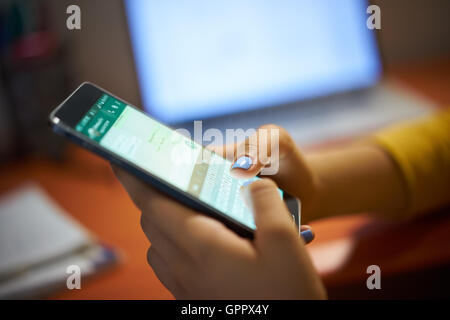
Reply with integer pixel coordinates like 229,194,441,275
0,183,118,299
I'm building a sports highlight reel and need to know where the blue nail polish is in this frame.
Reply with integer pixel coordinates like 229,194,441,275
232,156,252,170
301,230,314,244
242,180,254,187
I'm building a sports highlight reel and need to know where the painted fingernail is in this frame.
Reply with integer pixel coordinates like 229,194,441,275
301,230,314,244
232,156,253,170
242,180,254,187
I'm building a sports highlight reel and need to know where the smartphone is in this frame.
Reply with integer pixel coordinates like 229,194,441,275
49,83,300,238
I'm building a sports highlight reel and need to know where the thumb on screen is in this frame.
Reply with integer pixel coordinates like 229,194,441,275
242,179,297,251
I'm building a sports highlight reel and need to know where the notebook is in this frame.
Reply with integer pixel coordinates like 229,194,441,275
0,183,118,299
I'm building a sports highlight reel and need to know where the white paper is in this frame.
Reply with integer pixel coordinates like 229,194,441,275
0,183,92,279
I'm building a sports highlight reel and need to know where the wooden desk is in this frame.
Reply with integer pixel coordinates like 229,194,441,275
0,150,172,299
1,57,449,299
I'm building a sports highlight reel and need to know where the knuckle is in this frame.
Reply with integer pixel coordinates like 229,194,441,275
140,214,147,229
140,214,153,241
255,125,294,164
133,194,152,212
140,196,165,217
263,223,294,242
259,124,294,152
146,247,155,266
249,178,278,195
277,129,295,153
259,123,281,131
132,196,145,211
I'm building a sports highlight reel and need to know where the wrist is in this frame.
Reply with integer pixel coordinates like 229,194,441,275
300,166,328,223
302,146,374,221
293,156,326,223
303,144,408,222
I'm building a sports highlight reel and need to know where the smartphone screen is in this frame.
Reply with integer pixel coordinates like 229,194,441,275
74,93,283,230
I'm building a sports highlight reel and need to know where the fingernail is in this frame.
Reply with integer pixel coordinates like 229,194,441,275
301,230,314,244
232,156,252,170
242,180,254,187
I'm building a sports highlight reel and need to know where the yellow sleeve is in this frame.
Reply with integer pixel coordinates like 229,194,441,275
373,109,450,217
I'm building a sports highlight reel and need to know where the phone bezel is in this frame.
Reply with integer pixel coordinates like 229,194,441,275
49,82,301,239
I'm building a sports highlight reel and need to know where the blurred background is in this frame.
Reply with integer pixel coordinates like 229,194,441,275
0,0,449,299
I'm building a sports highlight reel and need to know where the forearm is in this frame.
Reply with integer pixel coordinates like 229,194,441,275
303,144,408,222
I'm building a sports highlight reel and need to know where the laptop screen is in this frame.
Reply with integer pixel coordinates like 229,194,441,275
125,0,381,123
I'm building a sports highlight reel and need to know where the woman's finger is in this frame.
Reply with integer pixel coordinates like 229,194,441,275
111,165,159,210
140,194,248,262
141,213,188,258
147,247,187,299
230,124,295,179
207,143,237,161
300,225,315,244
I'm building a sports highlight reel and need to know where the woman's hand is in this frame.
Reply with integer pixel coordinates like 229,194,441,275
114,167,326,300
212,124,409,221
211,124,322,222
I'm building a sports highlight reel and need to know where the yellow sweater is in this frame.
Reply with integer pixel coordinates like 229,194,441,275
374,110,450,217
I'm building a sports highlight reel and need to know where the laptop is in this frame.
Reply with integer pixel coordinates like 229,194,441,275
125,0,433,146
